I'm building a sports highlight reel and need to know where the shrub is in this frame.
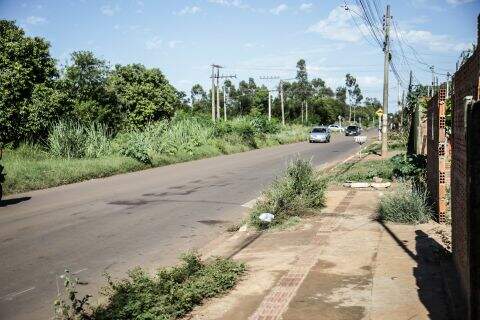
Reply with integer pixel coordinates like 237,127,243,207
48,122,111,158
48,122,88,158
333,159,395,182
93,253,245,320
390,153,426,179
378,184,432,224
250,158,326,229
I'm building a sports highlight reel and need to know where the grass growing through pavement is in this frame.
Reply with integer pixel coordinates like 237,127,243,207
249,158,326,230
54,253,245,320
328,158,396,183
378,183,432,224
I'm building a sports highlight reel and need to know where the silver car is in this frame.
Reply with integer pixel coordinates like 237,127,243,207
309,127,331,143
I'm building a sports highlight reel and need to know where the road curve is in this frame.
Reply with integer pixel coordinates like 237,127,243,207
0,132,370,320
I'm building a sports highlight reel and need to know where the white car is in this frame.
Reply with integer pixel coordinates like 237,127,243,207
328,124,344,132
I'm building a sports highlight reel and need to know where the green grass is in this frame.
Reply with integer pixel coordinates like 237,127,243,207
249,158,326,230
328,158,396,183
54,253,245,320
378,183,432,224
2,123,309,195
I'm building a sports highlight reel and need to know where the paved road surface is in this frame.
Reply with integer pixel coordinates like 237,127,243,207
0,132,370,319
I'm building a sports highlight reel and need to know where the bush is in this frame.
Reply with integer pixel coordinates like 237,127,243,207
378,184,432,224
333,159,395,182
250,158,326,229
93,253,245,320
48,122,111,158
390,153,426,179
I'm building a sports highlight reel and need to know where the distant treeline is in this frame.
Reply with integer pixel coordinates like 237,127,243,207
0,20,380,146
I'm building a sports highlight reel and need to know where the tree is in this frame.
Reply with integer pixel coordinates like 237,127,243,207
107,64,180,129
0,20,57,144
311,78,333,98
335,87,347,104
62,51,116,125
345,74,363,122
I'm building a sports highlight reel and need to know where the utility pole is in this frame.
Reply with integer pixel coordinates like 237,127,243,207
210,64,223,121
305,101,308,123
260,76,280,122
446,72,451,98
430,65,435,97
216,68,220,120
381,4,391,158
268,91,272,120
223,86,227,121
280,80,285,126
211,65,216,121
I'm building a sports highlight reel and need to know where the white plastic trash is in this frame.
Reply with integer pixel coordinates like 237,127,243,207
259,213,275,223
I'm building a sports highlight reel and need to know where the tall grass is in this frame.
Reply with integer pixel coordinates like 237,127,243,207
250,158,326,229
48,122,111,158
378,183,432,224
4,115,309,195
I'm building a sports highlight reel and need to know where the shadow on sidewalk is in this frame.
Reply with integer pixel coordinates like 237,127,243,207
378,221,453,320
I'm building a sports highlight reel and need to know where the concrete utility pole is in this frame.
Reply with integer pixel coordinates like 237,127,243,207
210,64,224,121
430,65,435,97
216,68,220,120
211,65,216,122
268,91,272,121
305,101,308,123
260,76,280,122
446,72,451,98
381,4,391,158
280,80,285,126
223,86,227,121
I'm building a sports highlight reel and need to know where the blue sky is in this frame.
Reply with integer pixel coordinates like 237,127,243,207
1,0,479,110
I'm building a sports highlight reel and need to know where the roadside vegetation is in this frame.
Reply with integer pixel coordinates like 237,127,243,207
249,158,326,229
3,115,309,195
1,20,383,195
378,183,432,224
54,253,245,320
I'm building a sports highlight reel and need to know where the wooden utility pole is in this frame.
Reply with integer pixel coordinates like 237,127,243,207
381,4,391,158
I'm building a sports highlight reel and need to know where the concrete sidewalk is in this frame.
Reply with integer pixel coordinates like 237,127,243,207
191,187,453,320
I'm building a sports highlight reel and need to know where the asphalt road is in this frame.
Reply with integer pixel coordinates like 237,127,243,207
0,132,369,319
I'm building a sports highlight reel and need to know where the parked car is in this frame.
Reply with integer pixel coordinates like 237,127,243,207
345,125,361,136
309,127,331,143
328,124,344,132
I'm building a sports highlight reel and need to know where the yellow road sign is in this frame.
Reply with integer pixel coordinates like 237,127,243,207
375,108,383,117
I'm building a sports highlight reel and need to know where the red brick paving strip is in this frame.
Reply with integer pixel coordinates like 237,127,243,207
249,191,356,320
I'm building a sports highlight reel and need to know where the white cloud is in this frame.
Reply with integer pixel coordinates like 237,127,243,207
100,4,120,16
400,29,470,52
168,40,183,48
307,6,367,42
270,4,288,15
26,16,47,25
299,3,313,12
146,36,162,49
208,0,250,9
176,6,201,15
446,0,475,4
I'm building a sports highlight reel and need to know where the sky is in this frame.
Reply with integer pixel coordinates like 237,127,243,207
1,0,479,111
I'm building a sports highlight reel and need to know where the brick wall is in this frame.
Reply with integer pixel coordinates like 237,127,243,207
451,14,480,319
426,87,447,223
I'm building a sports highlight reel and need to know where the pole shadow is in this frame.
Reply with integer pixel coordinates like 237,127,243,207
0,196,31,207
378,221,454,320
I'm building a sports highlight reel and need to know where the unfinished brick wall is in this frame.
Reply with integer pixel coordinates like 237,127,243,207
426,87,447,223
451,14,480,319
